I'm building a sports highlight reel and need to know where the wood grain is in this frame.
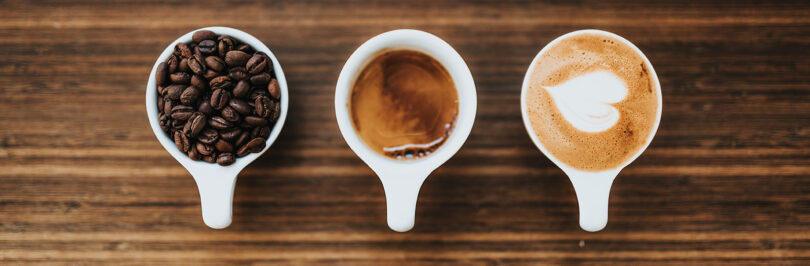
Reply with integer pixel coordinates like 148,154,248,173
1,0,810,264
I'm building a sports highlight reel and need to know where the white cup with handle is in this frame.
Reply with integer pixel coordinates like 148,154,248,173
145,26,289,229
335,29,477,232
520,29,662,232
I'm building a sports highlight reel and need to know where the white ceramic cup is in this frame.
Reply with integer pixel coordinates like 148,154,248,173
145,26,289,229
335,29,477,232
520,29,662,232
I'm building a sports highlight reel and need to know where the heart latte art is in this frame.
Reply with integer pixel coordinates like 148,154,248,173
525,32,660,171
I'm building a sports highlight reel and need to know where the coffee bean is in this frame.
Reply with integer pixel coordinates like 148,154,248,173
156,62,168,86
217,36,235,58
246,54,267,74
192,45,203,59
157,95,165,111
175,43,192,58
215,139,234,153
163,97,175,114
216,153,235,166
228,67,249,81
235,131,250,148
188,144,201,161
178,58,189,73
267,78,280,99
203,69,219,80
236,44,252,53
167,55,179,73
256,52,273,72
192,30,216,43
249,88,269,101
252,126,270,139
196,142,214,155
188,54,207,75
250,72,271,86
170,105,194,120
220,106,240,122
208,116,232,130
197,128,219,144
203,154,216,163
180,86,200,105
198,40,217,54
190,75,208,90
210,89,230,110
233,80,251,99
165,85,185,100
174,131,191,153
184,112,206,137
244,116,267,126
209,76,233,91
171,119,185,130
220,127,241,141
254,96,274,118
170,72,190,84
159,113,171,132
229,99,251,114
271,100,280,122
225,51,250,67
205,56,226,72
197,100,214,116
237,137,266,156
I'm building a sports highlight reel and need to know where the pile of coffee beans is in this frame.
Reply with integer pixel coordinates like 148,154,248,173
155,30,281,166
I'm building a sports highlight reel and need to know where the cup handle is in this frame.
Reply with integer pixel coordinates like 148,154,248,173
566,168,620,232
191,172,238,229
378,171,429,232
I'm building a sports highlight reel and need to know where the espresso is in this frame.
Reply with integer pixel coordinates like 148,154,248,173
525,32,659,171
350,50,458,160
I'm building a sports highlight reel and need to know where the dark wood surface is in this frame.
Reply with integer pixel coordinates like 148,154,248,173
2,0,810,264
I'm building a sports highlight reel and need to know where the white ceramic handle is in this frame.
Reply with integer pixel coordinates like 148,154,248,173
192,173,238,229
567,169,620,232
379,172,428,232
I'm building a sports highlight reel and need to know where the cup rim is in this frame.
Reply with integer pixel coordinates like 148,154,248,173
334,29,477,175
520,29,663,173
145,26,289,173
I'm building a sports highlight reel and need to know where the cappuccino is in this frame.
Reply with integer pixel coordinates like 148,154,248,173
525,31,659,171
350,50,458,160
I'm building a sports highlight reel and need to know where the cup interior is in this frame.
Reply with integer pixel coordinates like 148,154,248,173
335,29,477,173
145,26,289,172
520,29,662,172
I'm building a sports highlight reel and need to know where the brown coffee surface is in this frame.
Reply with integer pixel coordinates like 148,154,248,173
350,50,458,160
526,32,659,171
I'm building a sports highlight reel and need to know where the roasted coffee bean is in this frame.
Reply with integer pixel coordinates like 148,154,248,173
188,54,207,75
205,56,226,72
188,145,201,161
192,45,203,59
156,62,168,86
197,100,214,116
221,106,240,122
210,89,230,110
163,97,175,114
170,72,190,84
172,119,185,130
236,44,251,53
235,131,250,148
220,127,242,141
216,153,235,166
192,30,216,42
233,80,251,99
196,142,214,155
215,139,234,153
254,96,274,118
198,40,217,54
252,126,271,139
184,112,206,137
208,116,232,129
249,88,269,101
170,105,194,120
178,58,189,73
217,36,235,58
180,86,200,105
225,51,250,67
174,43,192,58
244,116,268,126
167,55,179,73
157,85,166,96
202,154,216,163
209,76,233,91
246,53,268,74
159,113,171,132
267,79,280,99
197,128,219,144
237,137,266,156
165,84,185,100
203,69,219,80
229,99,251,114
157,95,165,112
229,67,248,81
271,101,280,122
250,72,271,86
190,75,207,90
174,131,191,153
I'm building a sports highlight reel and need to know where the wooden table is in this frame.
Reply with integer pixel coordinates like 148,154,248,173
2,0,809,264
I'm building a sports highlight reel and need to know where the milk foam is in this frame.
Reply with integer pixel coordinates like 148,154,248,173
542,71,628,133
